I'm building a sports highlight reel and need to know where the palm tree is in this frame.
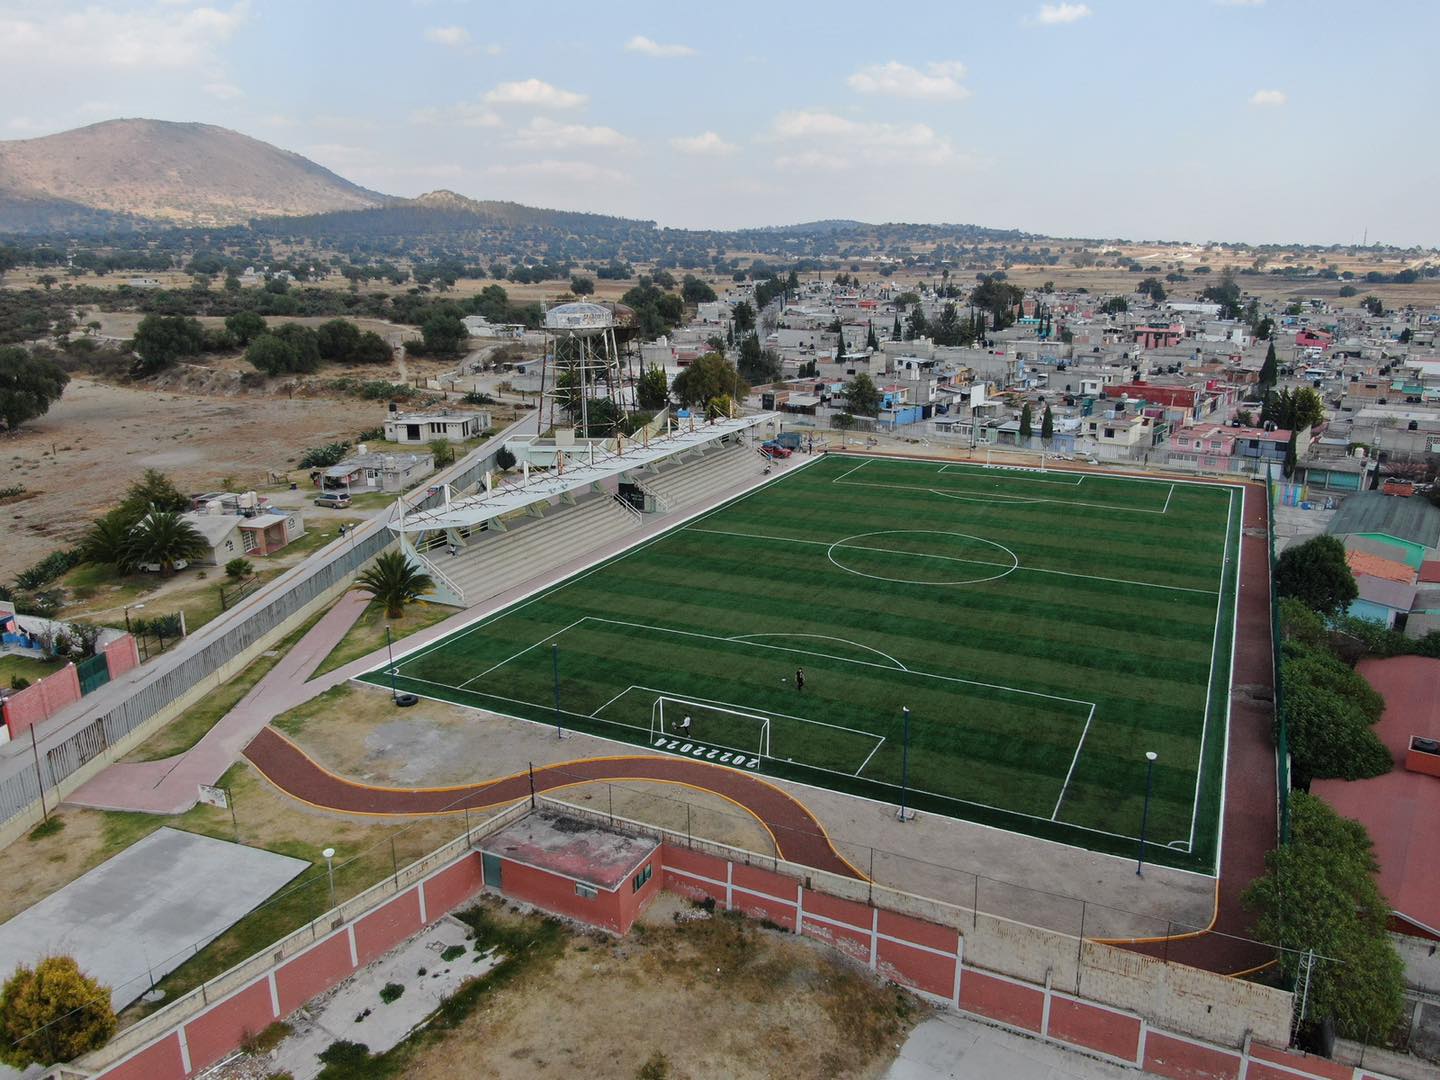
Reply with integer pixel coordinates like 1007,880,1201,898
126,511,206,575
80,511,137,570
357,550,434,618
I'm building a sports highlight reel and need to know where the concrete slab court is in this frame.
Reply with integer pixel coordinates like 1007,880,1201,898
0,827,307,1011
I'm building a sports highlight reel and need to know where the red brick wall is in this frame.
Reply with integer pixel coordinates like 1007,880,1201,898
95,1033,185,1080
354,890,422,967
496,857,625,932
1047,995,1141,1061
422,854,484,916
1,663,81,738
274,930,353,1016
1143,1032,1242,1080
181,979,274,1073
959,969,1045,1033
103,635,140,680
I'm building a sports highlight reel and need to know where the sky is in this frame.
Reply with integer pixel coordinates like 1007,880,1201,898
2,0,1437,247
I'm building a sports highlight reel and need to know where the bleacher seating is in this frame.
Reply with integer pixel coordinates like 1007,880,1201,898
435,493,639,606
631,440,763,513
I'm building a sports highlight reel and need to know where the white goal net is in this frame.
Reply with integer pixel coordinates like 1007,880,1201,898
649,696,771,758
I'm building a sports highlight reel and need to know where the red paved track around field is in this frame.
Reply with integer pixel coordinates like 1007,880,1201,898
244,726,864,880
1108,481,1278,974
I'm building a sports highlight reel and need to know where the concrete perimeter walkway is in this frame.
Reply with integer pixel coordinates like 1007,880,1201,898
66,591,373,814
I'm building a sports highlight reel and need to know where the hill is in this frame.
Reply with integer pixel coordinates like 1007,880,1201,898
0,119,386,230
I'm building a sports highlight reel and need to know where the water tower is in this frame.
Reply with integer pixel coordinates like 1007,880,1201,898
542,301,628,435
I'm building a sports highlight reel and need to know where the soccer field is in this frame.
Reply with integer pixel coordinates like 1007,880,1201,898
362,453,1242,872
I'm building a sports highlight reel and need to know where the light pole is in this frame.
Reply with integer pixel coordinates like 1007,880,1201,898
1136,751,1158,876
124,602,145,633
385,625,397,702
322,847,336,910
897,706,913,821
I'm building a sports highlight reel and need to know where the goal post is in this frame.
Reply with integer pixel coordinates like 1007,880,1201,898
650,696,771,758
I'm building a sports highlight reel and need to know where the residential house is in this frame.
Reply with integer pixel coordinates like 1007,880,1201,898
180,504,307,563
384,411,491,445
322,451,435,494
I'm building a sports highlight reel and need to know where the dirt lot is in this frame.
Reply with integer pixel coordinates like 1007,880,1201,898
408,894,920,1080
0,378,380,576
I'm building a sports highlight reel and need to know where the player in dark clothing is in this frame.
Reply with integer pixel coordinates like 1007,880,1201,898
795,668,805,692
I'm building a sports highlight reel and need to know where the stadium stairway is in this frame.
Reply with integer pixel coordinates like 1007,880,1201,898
432,493,640,607
631,440,765,513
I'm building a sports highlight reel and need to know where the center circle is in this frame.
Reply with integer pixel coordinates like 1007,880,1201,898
825,530,1019,586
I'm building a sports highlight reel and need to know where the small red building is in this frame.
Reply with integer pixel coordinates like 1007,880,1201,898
479,811,661,934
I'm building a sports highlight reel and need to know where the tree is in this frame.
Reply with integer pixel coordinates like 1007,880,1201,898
833,327,845,362
1281,641,1390,783
865,322,879,351
1041,405,1054,443
1362,296,1383,317
225,557,254,580
315,318,361,361
637,365,669,410
737,334,780,384
420,311,469,355
1275,535,1357,617
1243,793,1405,1040
224,311,267,346
0,347,68,431
570,275,595,296
0,956,115,1068
81,510,137,568
1259,340,1278,389
1099,296,1129,316
731,301,755,334
892,314,902,340
1019,403,1033,440
130,314,205,374
1283,427,1298,478
356,550,434,618
120,469,190,518
246,333,303,376
126,511,207,575
428,438,456,467
670,353,747,412
351,331,393,365
681,275,716,305
841,373,882,417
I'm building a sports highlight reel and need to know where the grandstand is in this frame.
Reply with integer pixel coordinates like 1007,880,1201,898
630,439,764,512
425,494,640,607
389,415,774,607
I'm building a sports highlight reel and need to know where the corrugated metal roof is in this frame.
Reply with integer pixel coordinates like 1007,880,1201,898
1327,491,1440,550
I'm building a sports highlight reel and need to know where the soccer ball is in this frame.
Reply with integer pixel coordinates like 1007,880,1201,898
781,676,788,683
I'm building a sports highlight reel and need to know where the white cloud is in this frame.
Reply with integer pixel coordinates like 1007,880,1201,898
482,78,587,109
0,3,248,70
409,103,502,128
847,60,970,101
1249,88,1287,107
774,152,850,173
203,81,243,100
670,131,738,156
765,110,956,167
1031,3,1092,25
487,159,628,184
509,117,632,149
625,34,695,58
423,25,469,46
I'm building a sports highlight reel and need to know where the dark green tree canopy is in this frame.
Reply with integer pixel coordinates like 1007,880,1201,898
1275,535,1357,617
1243,793,1405,1039
0,346,68,431
130,314,205,374
841,373,882,417
670,353,747,412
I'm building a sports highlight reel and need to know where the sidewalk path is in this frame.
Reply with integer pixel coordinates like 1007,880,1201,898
65,591,373,814
244,726,864,878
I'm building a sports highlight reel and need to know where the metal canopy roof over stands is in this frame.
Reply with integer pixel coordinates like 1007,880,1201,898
389,413,773,533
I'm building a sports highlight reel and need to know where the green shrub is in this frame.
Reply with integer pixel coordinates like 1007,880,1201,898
378,983,404,1005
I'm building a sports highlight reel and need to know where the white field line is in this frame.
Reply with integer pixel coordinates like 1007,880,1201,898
1186,484,1237,854
854,736,887,778
940,462,1084,486
833,458,872,483
728,632,909,670
686,526,1218,595
1162,484,1175,515
837,476,1173,516
591,685,636,718
588,615,1096,708
1051,704,1096,821
456,618,587,688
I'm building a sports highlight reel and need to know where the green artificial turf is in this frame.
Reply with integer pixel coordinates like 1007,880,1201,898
360,454,1242,871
